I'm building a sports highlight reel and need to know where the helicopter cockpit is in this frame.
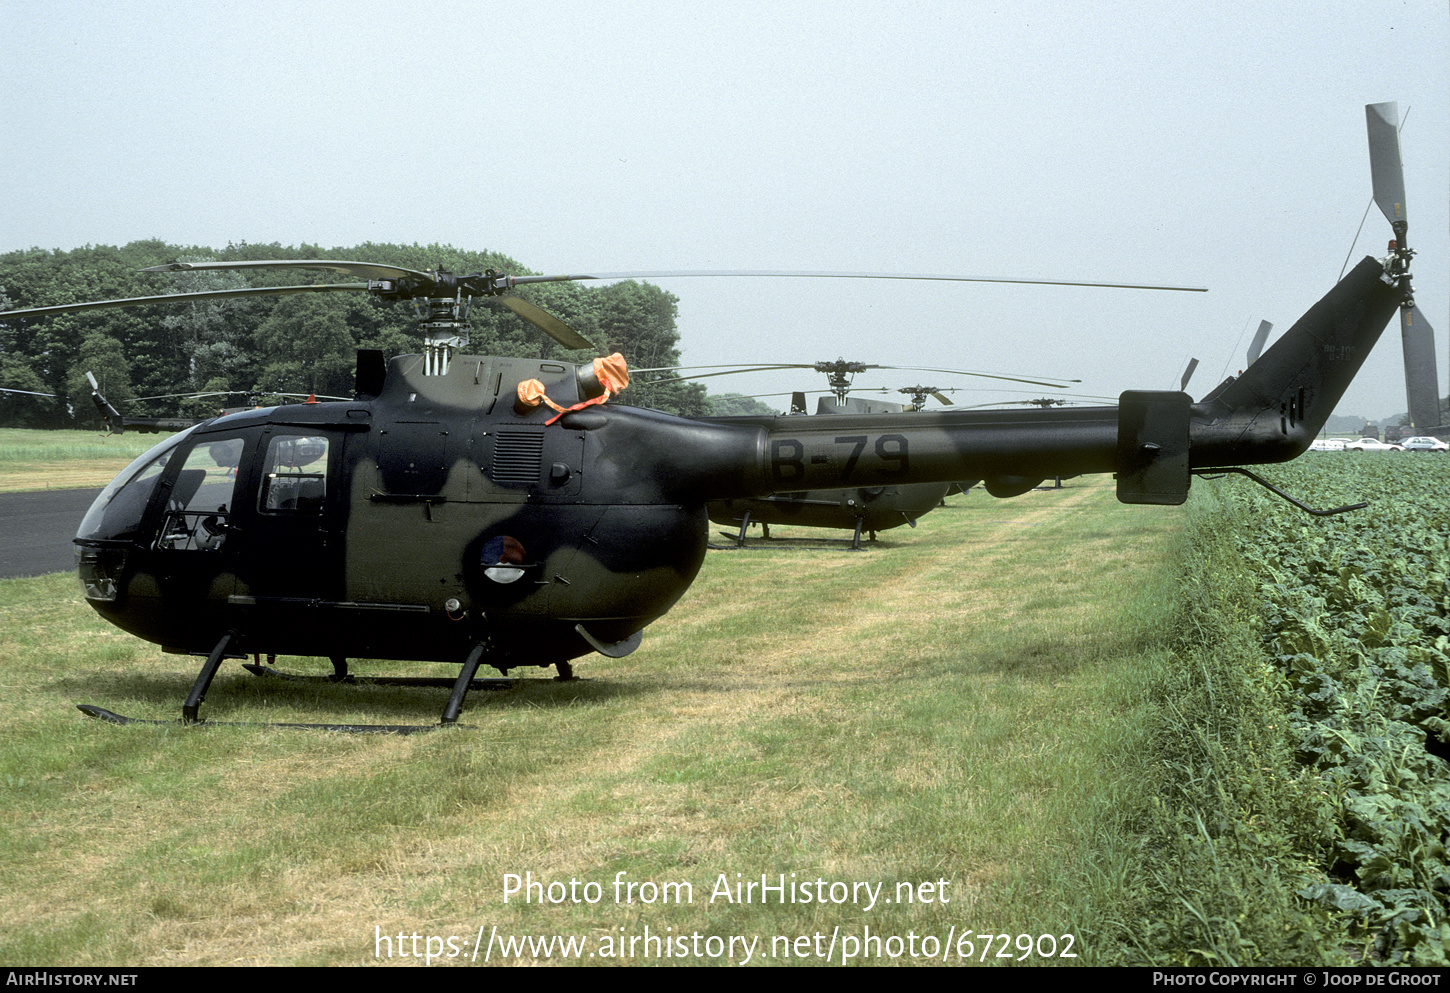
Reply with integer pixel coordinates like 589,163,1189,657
78,425,198,546
74,427,199,603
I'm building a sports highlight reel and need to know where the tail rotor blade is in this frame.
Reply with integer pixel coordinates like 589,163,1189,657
1401,305,1440,429
1246,321,1272,366
1366,102,1408,235
1366,103,1435,429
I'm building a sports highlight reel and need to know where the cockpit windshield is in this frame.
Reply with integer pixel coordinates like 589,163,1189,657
77,426,198,541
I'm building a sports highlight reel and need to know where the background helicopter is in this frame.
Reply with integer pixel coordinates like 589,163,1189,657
644,359,1083,547
81,372,348,435
0,105,1422,733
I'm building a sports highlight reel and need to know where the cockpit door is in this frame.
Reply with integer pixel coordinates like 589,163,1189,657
120,429,254,651
232,429,344,603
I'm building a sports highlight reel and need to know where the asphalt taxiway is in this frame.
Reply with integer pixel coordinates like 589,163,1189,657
0,488,100,578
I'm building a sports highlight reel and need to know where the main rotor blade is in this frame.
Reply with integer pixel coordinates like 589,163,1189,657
130,390,249,402
869,364,1081,388
1180,357,1199,391
0,283,368,320
644,364,817,382
142,259,435,281
144,259,599,350
513,269,1207,293
492,297,595,351
647,361,1078,390
162,260,1208,294
633,363,815,375
1366,102,1407,230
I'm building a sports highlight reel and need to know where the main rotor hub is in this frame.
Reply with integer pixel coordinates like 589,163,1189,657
368,268,532,375
814,359,869,402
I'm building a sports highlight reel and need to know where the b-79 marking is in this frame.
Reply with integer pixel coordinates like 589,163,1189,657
770,434,910,484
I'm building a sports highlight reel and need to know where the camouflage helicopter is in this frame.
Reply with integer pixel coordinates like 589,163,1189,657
0,103,1424,732
706,391,957,550
646,361,1078,548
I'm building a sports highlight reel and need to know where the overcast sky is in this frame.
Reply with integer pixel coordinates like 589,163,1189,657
4,0,1445,422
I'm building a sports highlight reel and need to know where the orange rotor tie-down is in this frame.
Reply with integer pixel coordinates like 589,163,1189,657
516,353,631,425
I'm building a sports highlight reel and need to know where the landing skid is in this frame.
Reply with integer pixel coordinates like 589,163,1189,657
76,637,578,733
76,704,445,734
709,533,879,551
717,511,903,550
242,664,519,691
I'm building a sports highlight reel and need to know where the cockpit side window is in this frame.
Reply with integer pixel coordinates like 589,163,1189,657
155,437,245,552
259,435,329,514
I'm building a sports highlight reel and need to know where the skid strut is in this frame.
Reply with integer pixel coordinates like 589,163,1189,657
441,643,487,725
77,643,575,732
183,633,243,724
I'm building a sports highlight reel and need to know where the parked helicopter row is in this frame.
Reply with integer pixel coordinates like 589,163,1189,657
0,103,1428,731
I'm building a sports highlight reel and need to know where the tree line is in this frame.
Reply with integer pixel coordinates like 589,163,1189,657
0,240,773,428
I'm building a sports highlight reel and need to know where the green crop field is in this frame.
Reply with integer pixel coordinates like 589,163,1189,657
1,448,1446,966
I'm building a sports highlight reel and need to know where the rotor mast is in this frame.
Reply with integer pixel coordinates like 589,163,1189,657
368,269,507,376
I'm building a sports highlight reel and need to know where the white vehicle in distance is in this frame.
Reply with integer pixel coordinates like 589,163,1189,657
1308,438,1346,452
1344,437,1405,451
1400,436,1449,452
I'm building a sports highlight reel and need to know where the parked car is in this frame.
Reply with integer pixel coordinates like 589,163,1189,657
1400,436,1449,452
1344,437,1405,451
1308,438,1346,452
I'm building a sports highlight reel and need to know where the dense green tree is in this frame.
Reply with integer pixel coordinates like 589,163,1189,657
706,392,780,416
589,280,706,416
1,240,716,425
66,331,133,409
0,354,55,426
254,294,358,398
157,258,255,393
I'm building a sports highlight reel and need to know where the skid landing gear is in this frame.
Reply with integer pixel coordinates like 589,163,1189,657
75,638,577,733
717,511,764,547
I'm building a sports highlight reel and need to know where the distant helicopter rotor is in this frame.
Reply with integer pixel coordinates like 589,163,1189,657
641,359,1083,403
3,259,1205,381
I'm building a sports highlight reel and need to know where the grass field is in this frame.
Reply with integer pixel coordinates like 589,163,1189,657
0,472,1206,966
0,429,157,493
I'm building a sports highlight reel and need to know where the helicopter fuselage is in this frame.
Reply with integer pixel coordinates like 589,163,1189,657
72,255,1405,675
75,354,731,670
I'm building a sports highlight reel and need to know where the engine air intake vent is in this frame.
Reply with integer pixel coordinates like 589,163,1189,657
491,432,544,485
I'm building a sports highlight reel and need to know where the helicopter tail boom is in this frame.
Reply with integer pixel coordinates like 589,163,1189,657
683,254,1402,507
1184,254,1402,466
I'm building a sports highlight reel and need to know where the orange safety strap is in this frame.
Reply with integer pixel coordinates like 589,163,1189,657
544,380,615,424
520,354,631,426
517,378,568,414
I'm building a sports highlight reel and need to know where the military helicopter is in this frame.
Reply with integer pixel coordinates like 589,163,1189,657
649,361,1074,548
82,373,348,436
0,104,1421,732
